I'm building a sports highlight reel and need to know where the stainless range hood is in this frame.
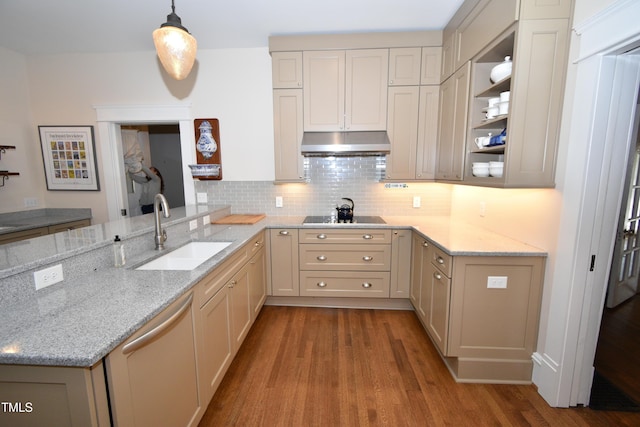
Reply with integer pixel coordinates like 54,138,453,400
300,131,391,156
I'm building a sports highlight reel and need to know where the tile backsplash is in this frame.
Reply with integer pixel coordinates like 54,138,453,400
196,156,452,216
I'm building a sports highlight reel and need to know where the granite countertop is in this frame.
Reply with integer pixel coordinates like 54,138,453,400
0,212,546,369
0,208,92,235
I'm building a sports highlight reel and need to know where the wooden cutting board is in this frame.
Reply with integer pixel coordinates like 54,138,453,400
212,214,266,224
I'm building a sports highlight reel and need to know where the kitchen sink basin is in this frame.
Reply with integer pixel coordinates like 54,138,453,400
135,241,232,271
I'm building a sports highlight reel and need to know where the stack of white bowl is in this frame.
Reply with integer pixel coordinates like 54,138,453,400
472,162,490,177
489,161,504,177
497,91,510,116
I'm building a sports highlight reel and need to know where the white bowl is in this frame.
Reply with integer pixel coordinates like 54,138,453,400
490,56,512,83
473,169,490,177
489,161,504,168
472,162,490,177
489,167,504,178
500,91,510,102
486,106,500,119
488,97,501,107
498,101,509,115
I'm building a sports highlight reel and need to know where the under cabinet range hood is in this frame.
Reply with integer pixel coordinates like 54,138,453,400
300,131,391,156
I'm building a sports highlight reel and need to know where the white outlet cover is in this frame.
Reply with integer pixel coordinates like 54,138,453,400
275,196,283,208
487,276,508,289
202,215,210,225
413,196,421,208
34,264,64,290
196,192,208,204
189,219,198,231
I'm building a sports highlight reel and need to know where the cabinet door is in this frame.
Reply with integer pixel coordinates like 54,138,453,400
106,293,202,427
416,86,440,180
198,286,233,403
520,0,572,19
420,46,442,85
505,19,569,187
389,47,421,86
230,265,252,352
269,229,300,296
345,49,389,131
410,234,428,308
303,50,346,131
436,62,470,181
390,229,412,298
385,86,419,180
422,262,451,356
248,247,266,321
273,89,304,182
440,30,455,82
272,51,303,88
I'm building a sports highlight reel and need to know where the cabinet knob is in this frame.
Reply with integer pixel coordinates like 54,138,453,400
317,281,327,288
362,282,372,288
433,272,442,280
229,280,237,288
363,234,373,240
317,234,327,239
279,230,290,236
422,241,429,247
437,257,445,264
317,255,327,261
362,256,373,262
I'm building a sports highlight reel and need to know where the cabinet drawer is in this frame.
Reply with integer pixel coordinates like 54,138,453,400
299,228,392,244
248,231,266,257
299,244,391,271
300,271,391,298
429,245,453,278
196,246,249,308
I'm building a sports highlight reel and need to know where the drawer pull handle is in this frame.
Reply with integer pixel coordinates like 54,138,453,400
433,272,442,280
362,282,372,288
317,281,327,288
317,234,327,239
437,257,445,265
279,230,290,236
362,256,373,262
423,241,429,247
317,255,327,261
363,234,373,240
228,280,237,288
255,241,261,247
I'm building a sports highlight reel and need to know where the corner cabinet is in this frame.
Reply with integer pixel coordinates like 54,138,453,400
409,231,545,383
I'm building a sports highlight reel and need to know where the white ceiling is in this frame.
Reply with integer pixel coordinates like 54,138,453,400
0,0,464,55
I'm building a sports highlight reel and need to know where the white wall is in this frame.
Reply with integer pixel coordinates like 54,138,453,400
0,47,46,212
18,48,275,224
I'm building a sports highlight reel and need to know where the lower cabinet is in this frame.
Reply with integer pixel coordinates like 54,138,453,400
106,292,203,427
409,231,545,383
269,228,300,296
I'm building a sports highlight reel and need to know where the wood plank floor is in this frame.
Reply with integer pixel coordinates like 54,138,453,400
199,306,640,426
595,293,640,402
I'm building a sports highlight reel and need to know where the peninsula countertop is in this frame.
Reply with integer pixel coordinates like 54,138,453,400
0,212,546,368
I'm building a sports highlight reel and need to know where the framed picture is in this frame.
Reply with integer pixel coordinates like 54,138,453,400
38,125,100,191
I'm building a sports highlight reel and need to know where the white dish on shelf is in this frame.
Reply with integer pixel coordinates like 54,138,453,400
490,56,512,83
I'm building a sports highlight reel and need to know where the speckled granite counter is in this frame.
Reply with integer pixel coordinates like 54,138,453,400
0,212,545,368
0,208,92,235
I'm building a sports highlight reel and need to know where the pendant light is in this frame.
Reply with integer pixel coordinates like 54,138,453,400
152,0,197,80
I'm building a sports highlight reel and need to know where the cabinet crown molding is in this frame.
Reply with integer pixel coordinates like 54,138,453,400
269,31,442,53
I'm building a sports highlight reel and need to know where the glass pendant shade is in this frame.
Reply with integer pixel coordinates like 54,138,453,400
153,1,197,81
153,26,197,80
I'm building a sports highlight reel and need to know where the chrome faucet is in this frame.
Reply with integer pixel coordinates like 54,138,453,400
153,193,171,250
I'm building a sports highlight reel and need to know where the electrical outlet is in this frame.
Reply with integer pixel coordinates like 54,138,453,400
487,276,508,289
275,196,283,208
413,196,421,208
189,219,198,231
34,264,64,290
202,215,210,225
196,192,208,204
24,197,38,207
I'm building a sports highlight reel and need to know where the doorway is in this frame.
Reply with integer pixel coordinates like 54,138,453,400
120,124,185,217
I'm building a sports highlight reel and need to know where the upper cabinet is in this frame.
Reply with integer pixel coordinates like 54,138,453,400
436,0,572,188
272,52,303,88
303,49,389,131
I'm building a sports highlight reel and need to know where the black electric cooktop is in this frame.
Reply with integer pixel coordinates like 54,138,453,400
302,216,386,225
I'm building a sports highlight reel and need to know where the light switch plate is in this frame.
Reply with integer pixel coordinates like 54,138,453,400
275,196,283,208
202,215,210,225
189,219,198,231
487,276,508,289
413,196,421,208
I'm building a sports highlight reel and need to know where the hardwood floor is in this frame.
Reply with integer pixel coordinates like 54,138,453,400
199,306,640,426
594,293,640,402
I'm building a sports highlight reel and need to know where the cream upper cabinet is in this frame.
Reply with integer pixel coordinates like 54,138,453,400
389,47,422,86
416,86,440,180
436,62,470,181
303,49,389,131
272,51,303,88
420,47,442,85
273,89,304,182
385,86,420,180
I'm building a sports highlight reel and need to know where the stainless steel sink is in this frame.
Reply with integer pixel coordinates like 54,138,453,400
135,241,232,271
